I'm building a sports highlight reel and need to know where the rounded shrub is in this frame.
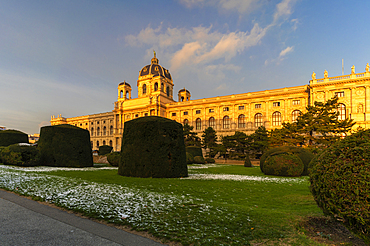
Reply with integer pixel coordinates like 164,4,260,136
186,146,203,158
193,156,205,164
0,130,29,147
0,144,39,166
244,155,252,167
99,145,113,156
263,153,304,177
309,129,370,243
106,152,120,167
38,124,93,167
260,146,314,175
205,157,215,163
118,116,188,178
186,152,194,164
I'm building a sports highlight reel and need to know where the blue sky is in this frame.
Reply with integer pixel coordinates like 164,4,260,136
1,0,370,134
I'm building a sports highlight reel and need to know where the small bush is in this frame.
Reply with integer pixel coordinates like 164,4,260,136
186,152,194,164
309,129,370,243
244,155,252,167
0,144,39,166
260,146,314,175
99,145,113,156
106,152,120,167
186,146,203,158
0,130,29,147
193,156,205,164
205,157,215,163
263,153,304,177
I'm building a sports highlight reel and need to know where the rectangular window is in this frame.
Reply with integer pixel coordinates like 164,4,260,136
255,104,261,109
335,91,345,97
292,100,300,105
238,105,244,110
273,102,280,107
171,113,176,116
209,109,214,113
223,107,229,112
196,110,201,114
183,111,188,115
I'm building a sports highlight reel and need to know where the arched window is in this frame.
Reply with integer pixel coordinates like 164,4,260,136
272,111,281,126
166,86,170,97
181,96,184,102
209,117,215,129
103,140,106,146
91,141,93,149
238,114,245,128
97,141,100,148
91,127,94,136
103,126,106,136
254,113,263,128
196,118,201,130
97,127,100,136
142,84,147,94
183,119,189,125
292,110,301,122
125,91,129,99
120,90,123,98
110,126,113,135
223,116,230,129
154,82,158,91
161,83,164,92
109,140,113,147
337,103,346,120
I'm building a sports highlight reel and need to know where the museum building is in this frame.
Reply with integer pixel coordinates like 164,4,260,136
50,54,370,151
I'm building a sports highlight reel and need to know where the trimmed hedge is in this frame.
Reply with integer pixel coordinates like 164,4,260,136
106,152,120,167
0,144,39,166
260,146,314,176
118,116,188,178
263,153,304,177
186,146,203,158
244,155,252,167
205,158,215,163
0,130,29,147
186,152,194,164
99,145,113,156
38,124,93,167
309,129,370,243
193,156,205,164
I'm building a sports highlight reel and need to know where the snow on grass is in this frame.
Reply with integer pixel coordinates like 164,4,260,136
185,173,306,183
0,164,117,172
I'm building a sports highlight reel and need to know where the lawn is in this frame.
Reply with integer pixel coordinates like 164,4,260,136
0,164,325,245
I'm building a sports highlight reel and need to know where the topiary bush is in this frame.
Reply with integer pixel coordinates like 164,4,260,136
205,157,215,163
186,146,203,158
263,153,304,177
186,152,194,164
38,124,93,167
118,116,188,178
106,152,120,167
193,156,205,164
0,130,29,147
260,146,314,175
309,129,370,243
99,145,113,156
0,144,39,166
244,155,252,167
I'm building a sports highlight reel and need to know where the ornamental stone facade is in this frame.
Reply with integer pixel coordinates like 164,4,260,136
51,54,370,151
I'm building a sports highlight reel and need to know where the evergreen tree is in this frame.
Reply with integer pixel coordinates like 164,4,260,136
248,126,269,158
183,124,201,147
201,127,218,157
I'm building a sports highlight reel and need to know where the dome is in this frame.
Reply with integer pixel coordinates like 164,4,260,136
178,88,190,94
119,81,131,87
139,53,172,80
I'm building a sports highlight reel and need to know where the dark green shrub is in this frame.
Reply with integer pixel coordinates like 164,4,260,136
106,152,120,167
0,130,29,147
118,116,188,178
244,155,252,167
263,153,304,177
205,157,215,163
193,156,205,164
38,124,93,167
309,129,370,243
0,144,39,166
186,152,194,164
260,146,314,175
99,145,113,156
186,146,203,158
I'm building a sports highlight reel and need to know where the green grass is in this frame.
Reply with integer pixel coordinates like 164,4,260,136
0,164,324,245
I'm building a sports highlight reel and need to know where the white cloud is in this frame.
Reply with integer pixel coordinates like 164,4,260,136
265,46,295,65
279,46,294,58
273,0,297,22
179,0,260,14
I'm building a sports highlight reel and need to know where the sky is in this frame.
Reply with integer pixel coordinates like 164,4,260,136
1,0,370,134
